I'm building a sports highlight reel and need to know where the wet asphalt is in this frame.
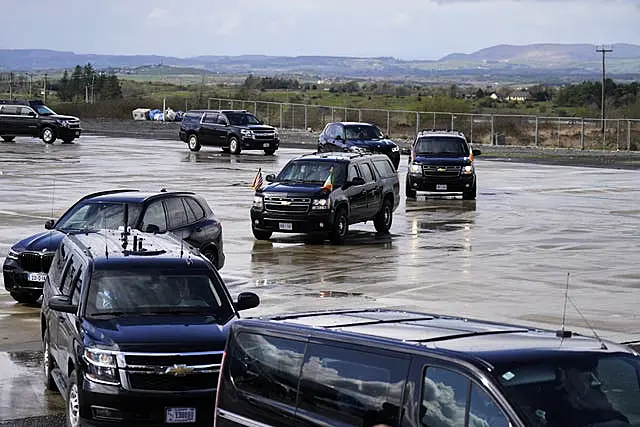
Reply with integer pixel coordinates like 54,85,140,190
0,135,639,424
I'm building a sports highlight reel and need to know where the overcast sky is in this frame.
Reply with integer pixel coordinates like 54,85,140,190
2,0,639,60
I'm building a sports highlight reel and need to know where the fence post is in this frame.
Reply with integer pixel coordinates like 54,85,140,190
433,112,436,129
416,112,420,136
280,103,283,129
469,115,473,144
207,99,211,109
358,109,362,122
535,116,539,146
616,119,620,151
254,101,257,115
344,107,347,121
387,110,391,137
490,115,494,145
628,120,632,151
267,103,270,123
218,99,221,109
292,105,295,129
304,105,308,130
331,107,334,122
580,119,585,150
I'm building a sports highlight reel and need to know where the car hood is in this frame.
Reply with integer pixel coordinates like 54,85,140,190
246,125,275,131
49,114,80,121
346,139,396,150
11,230,65,253
261,183,325,196
413,155,471,165
83,315,234,352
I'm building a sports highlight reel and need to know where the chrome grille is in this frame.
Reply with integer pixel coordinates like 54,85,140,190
422,165,461,177
253,131,276,140
264,196,310,213
19,252,55,272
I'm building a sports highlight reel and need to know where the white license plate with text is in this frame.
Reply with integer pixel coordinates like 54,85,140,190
436,184,447,191
27,272,47,282
263,143,270,147
166,407,196,423
279,222,293,231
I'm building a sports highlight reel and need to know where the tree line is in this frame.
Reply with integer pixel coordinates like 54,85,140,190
56,63,122,102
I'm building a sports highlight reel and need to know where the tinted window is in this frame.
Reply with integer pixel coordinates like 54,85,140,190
277,160,347,186
359,162,375,182
229,333,305,409
60,258,78,296
415,137,470,156
164,197,188,229
56,202,141,232
225,112,260,126
348,164,359,181
217,114,228,125
49,243,69,286
141,201,167,233
345,124,384,140
373,158,396,177
202,113,217,124
182,198,197,224
184,197,205,221
19,107,35,116
297,343,408,426
70,267,83,305
0,106,20,115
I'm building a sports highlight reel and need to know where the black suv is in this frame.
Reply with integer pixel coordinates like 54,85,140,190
250,152,399,244
3,189,224,304
0,99,82,144
216,308,640,427
318,121,401,170
179,109,279,155
406,130,481,200
41,228,259,427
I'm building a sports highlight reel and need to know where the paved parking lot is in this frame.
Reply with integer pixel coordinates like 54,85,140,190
1,135,639,423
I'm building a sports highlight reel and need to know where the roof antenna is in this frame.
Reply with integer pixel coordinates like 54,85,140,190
568,295,608,350
556,273,572,339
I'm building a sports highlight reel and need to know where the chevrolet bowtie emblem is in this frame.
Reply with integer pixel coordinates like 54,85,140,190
165,364,194,376
437,168,447,172
280,200,291,205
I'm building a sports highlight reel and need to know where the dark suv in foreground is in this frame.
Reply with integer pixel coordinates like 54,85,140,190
3,189,224,304
42,229,259,427
406,130,481,200
318,121,401,170
216,308,640,427
0,99,82,144
179,109,279,154
250,152,399,244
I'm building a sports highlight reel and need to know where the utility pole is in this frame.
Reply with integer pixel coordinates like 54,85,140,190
596,45,613,134
43,73,48,104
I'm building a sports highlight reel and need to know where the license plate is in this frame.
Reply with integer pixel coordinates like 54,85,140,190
75,131,80,136
279,222,293,231
436,184,447,191
27,272,47,282
166,407,196,423
263,143,270,147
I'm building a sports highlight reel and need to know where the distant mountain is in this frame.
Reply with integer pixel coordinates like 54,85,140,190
1,44,639,83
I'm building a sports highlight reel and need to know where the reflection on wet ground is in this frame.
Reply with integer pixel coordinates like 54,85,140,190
1,136,639,422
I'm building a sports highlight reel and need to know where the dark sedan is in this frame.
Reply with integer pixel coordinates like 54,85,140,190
2,189,224,304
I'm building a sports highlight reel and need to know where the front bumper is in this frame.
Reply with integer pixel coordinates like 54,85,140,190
241,136,280,150
58,127,82,139
407,173,476,193
250,208,333,234
2,258,46,294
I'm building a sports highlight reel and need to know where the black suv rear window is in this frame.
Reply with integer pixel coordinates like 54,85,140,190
415,137,469,156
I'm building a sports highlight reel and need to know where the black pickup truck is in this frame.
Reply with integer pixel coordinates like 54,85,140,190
0,99,82,143
250,152,399,244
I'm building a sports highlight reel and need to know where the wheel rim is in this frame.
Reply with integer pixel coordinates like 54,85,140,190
384,206,392,227
43,129,53,142
43,339,50,378
338,215,347,236
230,139,237,152
188,136,197,149
68,382,80,427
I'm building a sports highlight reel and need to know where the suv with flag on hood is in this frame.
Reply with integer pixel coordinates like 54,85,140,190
250,152,399,244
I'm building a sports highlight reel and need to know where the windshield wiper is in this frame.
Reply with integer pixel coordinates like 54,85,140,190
89,310,134,317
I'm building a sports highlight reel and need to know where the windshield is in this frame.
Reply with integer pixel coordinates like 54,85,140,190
495,353,640,427
34,104,56,116
345,125,384,140
414,137,469,156
225,112,261,126
276,161,347,186
55,202,142,232
85,271,232,319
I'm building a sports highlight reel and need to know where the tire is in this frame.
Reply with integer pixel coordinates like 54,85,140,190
463,182,477,200
1,136,15,142
61,139,74,144
329,208,349,244
221,146,230,153
264,149,276,155
187,134,201,152
405,175,417,199
43,330,58,391
10,291,40,304
66,369,81,427
374,199,393,234
41,127,56,144
202,248,219,269
228,136,241,155
252,228,272,240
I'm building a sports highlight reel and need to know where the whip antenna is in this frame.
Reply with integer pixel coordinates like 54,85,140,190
557,273,572,338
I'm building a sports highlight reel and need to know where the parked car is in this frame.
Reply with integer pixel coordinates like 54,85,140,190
215,308,640,427
250,151,399,244
42,228,259,427
318,121,401,170
406,130,481,200
179,109,279,154
3,189,224,304
0,99,82,144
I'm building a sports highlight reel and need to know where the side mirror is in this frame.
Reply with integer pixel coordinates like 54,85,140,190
44,219,55,230
350,177,366,186
48,295,77,314
472,149,482,156
335,135,343,141
144,224,161,234
235,292,260,311
265,174,276,183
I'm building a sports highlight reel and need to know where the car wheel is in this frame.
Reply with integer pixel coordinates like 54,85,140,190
41,127,56,144
66,370,81,427
1,135,15,142
229,136,241,155
252,228,272,240
462,183,477,200
405,176,417,199
374,199,393,234
10,291,40,304
202,248,219,269
43,330,58,391
61,139,74,144
187,134,201,152
264,149,276,155
221,146,230,153
330,208,348,244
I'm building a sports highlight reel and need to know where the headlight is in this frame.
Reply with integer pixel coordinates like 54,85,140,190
311,198,330,210
253,195,264,209
391,146,400,152
409,164,422,174
84,348,119,385
240,129,254,138
56,119,70,127
274,128,279,137
462,165,474,175
7,249,20,260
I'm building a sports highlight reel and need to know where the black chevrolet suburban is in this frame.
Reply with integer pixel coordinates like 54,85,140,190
250,152,399,244
406,130,481,200
0,99,82,144
179,109,279,155
41,228,259,427
215,308,640,427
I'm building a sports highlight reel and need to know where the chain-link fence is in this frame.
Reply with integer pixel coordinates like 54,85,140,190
208,98,640,151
